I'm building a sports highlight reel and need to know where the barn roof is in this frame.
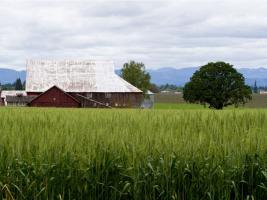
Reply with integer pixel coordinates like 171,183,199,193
26,60,142,93
1,90,27,98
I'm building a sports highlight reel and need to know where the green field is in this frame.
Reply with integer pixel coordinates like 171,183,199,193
0,108,267,199
154,103,205,109
155,93,267,108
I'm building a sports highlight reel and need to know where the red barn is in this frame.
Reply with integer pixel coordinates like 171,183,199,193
26,60,143,108
29,86,80,107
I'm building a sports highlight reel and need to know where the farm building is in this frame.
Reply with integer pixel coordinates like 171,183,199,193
0,92,2,106
26,60,143,108
0,91,29,106
141,90,155,108
259,90,267,95
5,95,35,106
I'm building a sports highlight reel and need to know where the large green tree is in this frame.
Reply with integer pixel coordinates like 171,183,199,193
121,61,151,93
183,62,252,109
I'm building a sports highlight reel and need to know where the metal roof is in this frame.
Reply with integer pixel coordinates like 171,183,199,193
26,60,142,93
146,90,154,95
1,91,27,98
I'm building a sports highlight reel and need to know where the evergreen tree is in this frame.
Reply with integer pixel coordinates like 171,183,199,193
15,78,23,90
253,80,258,93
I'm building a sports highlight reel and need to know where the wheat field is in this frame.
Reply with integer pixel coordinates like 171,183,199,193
0,108,267,199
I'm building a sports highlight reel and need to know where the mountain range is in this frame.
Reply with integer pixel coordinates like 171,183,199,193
1,67,267,87
0,68,26,84
147,67,267,87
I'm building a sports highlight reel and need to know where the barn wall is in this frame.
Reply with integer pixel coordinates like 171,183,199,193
28,90,143,108
70,92,143,108
29,87,80,108
0,98,4,106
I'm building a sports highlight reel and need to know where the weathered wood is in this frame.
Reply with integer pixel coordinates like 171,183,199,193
0,98,4,106
76,94,112,108
28,87,143,108
71,92,143,108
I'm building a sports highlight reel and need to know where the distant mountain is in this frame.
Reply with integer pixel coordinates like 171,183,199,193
148,67,267,87
1,67,267,87
115,68,198,86
147,67,198,86
238,68,267,87
0,68,26,84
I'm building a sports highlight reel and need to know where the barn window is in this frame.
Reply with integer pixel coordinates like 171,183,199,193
105,93,111,98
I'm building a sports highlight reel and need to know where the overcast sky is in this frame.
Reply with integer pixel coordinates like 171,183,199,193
1,0,267,70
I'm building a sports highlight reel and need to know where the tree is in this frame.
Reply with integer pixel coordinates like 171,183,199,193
15,78,23,90
253,80,258,93
149,83,159,93
183,62,252,109
121,61,151,93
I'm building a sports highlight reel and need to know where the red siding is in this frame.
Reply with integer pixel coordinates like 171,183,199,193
28,86,80,108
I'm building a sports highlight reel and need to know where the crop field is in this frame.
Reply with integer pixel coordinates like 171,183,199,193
0,108,267,199
155,93,267,108
154,103,204,110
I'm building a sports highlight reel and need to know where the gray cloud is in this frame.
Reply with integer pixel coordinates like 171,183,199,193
1,0,267,70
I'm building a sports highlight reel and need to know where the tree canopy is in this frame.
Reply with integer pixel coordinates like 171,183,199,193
183,62,252,109
121,61,151,93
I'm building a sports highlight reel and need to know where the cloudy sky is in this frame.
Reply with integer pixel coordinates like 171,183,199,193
1,0,267,70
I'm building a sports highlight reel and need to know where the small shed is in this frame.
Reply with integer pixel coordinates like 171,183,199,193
259,90,267,95
1,91,27,106
141,90,155,108
6,95,35,106
0,90,3,106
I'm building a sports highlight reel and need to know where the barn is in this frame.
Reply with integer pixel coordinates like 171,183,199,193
1,91,29,106
26,60,143,108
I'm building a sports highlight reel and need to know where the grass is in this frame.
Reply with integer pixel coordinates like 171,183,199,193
0,107,267,199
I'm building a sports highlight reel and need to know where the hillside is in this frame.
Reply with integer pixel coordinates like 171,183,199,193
148,67,267,86
0,68,26,84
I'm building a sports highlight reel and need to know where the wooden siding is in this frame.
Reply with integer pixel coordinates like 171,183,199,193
70,92,143,108
0,98,4,106
28,86,80,108
6,96,35,107
28,87,143,108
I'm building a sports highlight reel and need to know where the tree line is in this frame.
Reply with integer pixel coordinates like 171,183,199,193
0,78,25,90
121,61,252,109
